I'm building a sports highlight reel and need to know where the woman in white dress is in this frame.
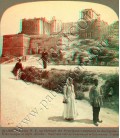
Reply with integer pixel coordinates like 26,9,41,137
63,77,77,121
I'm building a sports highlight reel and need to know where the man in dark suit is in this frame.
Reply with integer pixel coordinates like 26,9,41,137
89,79,103,126
41,48,48,69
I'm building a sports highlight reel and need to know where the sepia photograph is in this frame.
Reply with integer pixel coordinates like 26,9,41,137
0,0,119,137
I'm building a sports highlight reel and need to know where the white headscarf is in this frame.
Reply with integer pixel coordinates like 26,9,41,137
66,77,73,85
66,77,74,92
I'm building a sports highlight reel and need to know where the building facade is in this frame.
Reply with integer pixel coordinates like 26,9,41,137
79,9,108,40
2,34,30,56
28,35,68,54
2,10,112,57
21,17,51,35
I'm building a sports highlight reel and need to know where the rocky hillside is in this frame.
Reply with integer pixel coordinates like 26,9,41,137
51,34,118,66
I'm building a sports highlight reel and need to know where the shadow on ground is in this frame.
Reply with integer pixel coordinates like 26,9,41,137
75,119,93,124
48,116,93,124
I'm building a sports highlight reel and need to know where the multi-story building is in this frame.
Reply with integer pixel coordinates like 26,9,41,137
21,17,51,35
79,9,108,40
80,8,100,21
50,16,62,33
2,16,62,56
2,10,111,57
21,16,62,36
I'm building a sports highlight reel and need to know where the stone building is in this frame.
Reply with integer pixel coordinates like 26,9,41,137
21,17,51,35
62,22,77,34
80,8,100,21
2,10,110,57
28,35,68,54
2,16,61,56
2,34,30,56
78,9,108,40
50,16,62,34
21,16,62,36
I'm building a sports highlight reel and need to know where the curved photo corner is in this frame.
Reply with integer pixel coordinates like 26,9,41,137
0,1,119,35
0,0,119,128
0,1,118,57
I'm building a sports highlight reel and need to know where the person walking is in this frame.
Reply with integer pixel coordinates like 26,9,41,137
89,79,103,126
63,77,77,121
41,48,48,69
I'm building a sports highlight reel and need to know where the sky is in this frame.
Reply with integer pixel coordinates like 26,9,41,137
0,1,119,56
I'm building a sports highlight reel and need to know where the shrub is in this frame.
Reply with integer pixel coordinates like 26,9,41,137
100,73,119,96
81,85,89,92
15,66,118,105
42,70,67,93
41,70,49,79
74,83,81,91
83,75,95,84
76,91,85,100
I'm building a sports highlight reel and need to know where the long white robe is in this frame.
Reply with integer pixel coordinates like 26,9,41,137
63,84,77,119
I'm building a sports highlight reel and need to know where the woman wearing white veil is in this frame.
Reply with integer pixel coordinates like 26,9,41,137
63,77,77,121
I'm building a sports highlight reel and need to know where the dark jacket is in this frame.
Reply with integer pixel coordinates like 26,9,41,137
89,85,103,107
15,62,23,71
41,51,48,61
13,62,23,76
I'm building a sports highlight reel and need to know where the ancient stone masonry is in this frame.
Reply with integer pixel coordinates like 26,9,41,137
2,34,30,56
78,9,108,40
28,35,67,54
21,17,51,35
2,9,117,57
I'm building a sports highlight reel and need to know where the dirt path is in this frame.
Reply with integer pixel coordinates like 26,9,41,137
1,63,119,127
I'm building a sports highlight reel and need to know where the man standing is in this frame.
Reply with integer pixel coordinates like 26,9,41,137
89,79,103,126
41,48,48,69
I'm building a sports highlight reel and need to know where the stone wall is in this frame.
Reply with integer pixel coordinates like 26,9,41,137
2,34,30,56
